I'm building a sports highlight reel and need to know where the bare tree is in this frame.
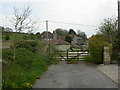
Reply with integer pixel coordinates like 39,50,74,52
27,19,40,34
10,6,40,61
10,6,39,33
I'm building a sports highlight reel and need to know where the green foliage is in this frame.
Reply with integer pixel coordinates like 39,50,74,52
53,28,68,36
2,41,57,89
83,55,91,62
36,32,41,39
77,30,87,43
2,32,39,40
65,35,73,43
2,48,48,89
98,18,117,44
16,41,38,52
88,34,112,64
2,32,29,40
98,18,117,35
67,57,77,64
112,30,120,60
15,48,35,68
22,33,38,40
2,49,13,61
5,32,10,40
68,29,76,35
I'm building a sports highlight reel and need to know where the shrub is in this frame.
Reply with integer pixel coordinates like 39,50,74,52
15,48,35,69
2,49,13,62
2,40,58,89
5,33,10,40
88,34,112,64
65,35,73,43
16,41,38,52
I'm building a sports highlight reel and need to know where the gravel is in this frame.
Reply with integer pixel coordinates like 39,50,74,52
97,64,118,84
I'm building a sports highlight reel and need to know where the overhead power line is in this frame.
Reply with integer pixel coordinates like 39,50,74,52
48,20,97,27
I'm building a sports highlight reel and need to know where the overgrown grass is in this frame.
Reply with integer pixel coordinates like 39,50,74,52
2,41,58,89
83,55,91,62
67,57,78,64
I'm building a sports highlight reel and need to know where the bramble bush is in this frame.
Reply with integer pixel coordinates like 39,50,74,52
88,34,112,64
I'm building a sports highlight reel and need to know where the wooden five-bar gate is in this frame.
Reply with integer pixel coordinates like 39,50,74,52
49,49,89,61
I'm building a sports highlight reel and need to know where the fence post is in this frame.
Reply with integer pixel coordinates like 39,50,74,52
77,51,79,61
67,50,68,61
49,46,50,60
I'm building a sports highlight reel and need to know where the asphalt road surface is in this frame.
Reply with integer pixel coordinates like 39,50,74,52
33,61,118,88
0,61,2,90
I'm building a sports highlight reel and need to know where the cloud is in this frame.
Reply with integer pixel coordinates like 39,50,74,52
0,0,117,37
0,14,13,28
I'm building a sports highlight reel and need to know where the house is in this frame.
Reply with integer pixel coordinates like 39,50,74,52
53,34,66,41
70,35,78,47
50,39,70,51
68,34,88,48
41,31,54,40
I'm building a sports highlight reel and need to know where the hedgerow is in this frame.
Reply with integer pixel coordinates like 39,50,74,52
88,34,112,64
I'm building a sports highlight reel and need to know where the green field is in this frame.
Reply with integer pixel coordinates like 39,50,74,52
2,32,38,40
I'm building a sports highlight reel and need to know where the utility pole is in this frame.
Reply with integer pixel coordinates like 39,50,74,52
46,20,50,60
118,0,120,31
46,20,48,40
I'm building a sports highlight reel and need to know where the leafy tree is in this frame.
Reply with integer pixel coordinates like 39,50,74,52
5,32,10,40
112,29,120,60
36,32,41,39
77,30,87,40
65,35,73,43
98,18,117,45
68,29,76,35
53,28,68,36
77,30,87,45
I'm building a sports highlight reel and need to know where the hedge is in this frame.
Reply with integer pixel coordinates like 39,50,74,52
88,34,112,64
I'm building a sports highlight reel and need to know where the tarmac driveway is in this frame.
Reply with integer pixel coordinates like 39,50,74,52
33,61,118,88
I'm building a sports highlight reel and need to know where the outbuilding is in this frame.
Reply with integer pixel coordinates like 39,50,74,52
50,39,70,51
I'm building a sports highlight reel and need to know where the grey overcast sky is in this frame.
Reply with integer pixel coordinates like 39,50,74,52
0,0,118,37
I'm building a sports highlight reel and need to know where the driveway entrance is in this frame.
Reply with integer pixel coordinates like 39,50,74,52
33,61,118,88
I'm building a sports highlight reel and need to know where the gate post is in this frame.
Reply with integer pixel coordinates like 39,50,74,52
77,51,79,61
67,50,68,61
104,46,111,65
